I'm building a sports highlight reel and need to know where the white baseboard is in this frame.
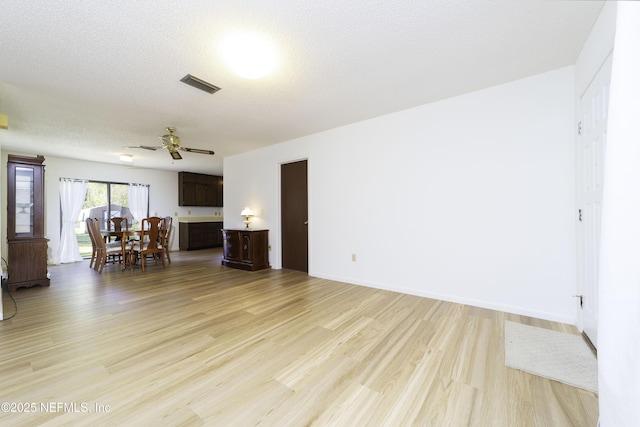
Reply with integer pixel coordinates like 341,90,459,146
311,272,575,325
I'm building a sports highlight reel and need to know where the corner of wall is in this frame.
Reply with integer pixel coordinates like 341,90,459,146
575,1,617,97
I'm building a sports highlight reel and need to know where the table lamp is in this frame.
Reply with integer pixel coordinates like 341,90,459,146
241,207,254,228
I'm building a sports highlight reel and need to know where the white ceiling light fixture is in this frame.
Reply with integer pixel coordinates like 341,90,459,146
221,31,278,79
119,154,133,162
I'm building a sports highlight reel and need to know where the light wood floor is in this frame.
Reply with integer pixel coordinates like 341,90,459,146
0,248,598,426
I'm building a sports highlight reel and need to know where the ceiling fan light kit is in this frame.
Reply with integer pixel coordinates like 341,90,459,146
126,127,215,160
160,127,181,145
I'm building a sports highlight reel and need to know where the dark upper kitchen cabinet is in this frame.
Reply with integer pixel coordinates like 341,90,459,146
178,172,223,207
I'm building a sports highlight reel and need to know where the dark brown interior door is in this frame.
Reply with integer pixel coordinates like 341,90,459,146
281,160,308,272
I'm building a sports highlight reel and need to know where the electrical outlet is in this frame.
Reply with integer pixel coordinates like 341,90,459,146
351,254,356,262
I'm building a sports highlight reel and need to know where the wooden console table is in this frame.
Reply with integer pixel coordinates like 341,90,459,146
221,229,270,271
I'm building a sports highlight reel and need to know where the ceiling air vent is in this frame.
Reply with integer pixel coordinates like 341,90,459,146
180,74,221,94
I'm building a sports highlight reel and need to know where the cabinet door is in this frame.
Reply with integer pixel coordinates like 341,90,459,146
240,233,252,262
8,161,45,238
8,240,48,283
191,183,203,206
223,231,240,261
183,186,196,206
214,176,223,207
213,222,223,246
179,172,197,206
203,175,222,207
179,223,190,250
250,231,269,268
189,224,206,248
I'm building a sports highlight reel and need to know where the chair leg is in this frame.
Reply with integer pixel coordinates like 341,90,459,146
97,252,106,273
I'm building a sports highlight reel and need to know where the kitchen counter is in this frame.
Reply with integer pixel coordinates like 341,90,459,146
178,216,223,223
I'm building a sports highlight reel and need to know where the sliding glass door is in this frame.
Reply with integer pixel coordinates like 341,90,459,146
76,181,144,258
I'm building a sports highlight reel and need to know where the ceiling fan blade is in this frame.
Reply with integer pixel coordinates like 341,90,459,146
180,147,215,155
125,145,161,151
169,150,182,160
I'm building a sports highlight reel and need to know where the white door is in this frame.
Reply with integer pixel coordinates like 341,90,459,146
577,53,612,348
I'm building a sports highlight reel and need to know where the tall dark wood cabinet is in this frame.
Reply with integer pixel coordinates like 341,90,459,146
222,229,270,271
6,155,50,291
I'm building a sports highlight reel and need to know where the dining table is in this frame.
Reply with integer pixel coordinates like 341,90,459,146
100,228,150,269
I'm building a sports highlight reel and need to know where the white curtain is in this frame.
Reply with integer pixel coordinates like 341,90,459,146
58,178,88,264
128,184,149,228
598,2,640,425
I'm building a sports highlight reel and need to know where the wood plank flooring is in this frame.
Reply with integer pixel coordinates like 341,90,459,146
0,248,598,426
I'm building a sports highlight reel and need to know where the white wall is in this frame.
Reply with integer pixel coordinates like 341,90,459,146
225,66,577,323
571,2,628,424
0,153,223,264
595,2,640,425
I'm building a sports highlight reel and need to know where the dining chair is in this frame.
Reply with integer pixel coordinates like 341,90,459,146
162,216,173,264
86,218,98,269
109,217,129,241
89,218,128,273
132,217,165,272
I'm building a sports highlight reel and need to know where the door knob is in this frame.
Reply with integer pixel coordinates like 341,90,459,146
304,220,308,225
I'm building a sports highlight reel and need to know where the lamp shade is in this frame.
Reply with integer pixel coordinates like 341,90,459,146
241,207,254,217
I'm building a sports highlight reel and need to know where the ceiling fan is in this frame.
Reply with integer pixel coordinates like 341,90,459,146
127,127,215,160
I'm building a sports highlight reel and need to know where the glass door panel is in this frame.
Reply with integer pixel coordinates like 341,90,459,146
15,166,34,235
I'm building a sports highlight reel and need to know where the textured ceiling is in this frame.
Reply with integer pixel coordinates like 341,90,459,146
0,0,603,174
